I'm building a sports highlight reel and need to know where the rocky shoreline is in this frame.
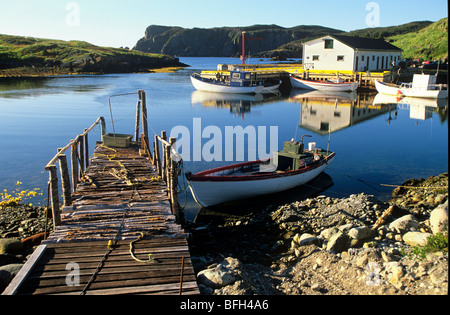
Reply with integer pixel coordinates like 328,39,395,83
189,173,448,295
1,173,448,294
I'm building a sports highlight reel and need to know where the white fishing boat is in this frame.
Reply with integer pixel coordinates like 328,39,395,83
191,71,281,94
375,74,448,99
186,137,335,207
290,74,358,92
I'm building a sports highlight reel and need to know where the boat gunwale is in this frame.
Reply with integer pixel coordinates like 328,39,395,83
290,76,358,86
188,152,336,182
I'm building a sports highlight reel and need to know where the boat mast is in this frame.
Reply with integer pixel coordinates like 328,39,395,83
241,31,247,65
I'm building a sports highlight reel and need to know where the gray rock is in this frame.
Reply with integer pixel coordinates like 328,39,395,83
197,257,240,289
0,238,24,255
403,232,432,247
348,226,375,240
0,263,23,292
299,233,320,246
389,214,419,233
326,232,349,253
430,201,448,235
320,227,339,240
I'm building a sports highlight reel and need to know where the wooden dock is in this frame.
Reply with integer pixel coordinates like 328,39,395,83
200,63,401,90
2,91,199,295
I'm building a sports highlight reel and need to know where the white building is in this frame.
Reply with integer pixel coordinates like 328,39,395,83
302,35,402,72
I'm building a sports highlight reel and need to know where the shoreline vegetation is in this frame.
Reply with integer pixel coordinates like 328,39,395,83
0,173,448,294
0,34,187,78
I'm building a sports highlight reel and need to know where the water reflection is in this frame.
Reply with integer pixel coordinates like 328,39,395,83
373,93,448,122
190,90,282,117
289,90,395,134
0,76,110,99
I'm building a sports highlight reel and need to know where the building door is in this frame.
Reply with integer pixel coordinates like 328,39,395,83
355,56,359,72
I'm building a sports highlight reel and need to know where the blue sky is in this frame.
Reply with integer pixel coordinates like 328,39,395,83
0,0,447,48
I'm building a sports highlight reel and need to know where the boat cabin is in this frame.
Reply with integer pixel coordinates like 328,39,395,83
273,136,318,171
229,70,255,87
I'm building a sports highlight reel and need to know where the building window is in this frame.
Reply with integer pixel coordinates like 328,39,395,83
312,55,319,61
324,39,334,49
337,55,344,61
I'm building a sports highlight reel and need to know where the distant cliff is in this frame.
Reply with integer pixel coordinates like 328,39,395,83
134,21,443,60
133,24,344,57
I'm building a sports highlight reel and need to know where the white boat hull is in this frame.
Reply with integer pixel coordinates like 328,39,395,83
290,76,358,92
188,155,335,207
375,79,448,99
191,75,280,94
191,75,261,94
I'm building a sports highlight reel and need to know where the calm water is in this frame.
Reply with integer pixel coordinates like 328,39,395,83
0,57,448,221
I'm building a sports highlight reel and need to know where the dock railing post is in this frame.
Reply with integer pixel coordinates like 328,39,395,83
168,137,180,221
83,129,89,168
78,135,85,178
154,135,161,176
48,165,61,227
161,131,167,182
70,140,79,192
57,150,72,207
139,90,151,159
135,100,141,143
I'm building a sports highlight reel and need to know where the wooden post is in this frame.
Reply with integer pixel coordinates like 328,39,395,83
83,129,89,168
154,135,161,176
135,101,141,142
139,90,150,155
48,165,61,227
71,140,79,193
168,137,179,220
57,152,72,207
78,136,84,178
161,131,167,182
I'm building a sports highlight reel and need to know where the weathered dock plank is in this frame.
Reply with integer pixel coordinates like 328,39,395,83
3,140,199,295
15,238,197,295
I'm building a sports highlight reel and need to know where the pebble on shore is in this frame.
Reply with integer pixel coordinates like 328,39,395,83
191,172,448,295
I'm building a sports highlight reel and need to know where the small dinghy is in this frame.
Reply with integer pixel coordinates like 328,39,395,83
290,74,358,92
186,136,336,207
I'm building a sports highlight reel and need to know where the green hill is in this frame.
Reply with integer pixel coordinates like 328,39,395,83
386,18,448,61
0,34,185,77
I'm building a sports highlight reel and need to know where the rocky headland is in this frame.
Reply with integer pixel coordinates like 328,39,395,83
189,173,448,295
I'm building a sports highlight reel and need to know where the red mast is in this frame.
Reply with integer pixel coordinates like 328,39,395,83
241,31,246,65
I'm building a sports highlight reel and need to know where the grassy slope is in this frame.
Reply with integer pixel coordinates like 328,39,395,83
0,34,180,76
386,18,448,61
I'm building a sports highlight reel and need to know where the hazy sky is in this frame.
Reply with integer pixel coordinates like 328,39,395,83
0,0,447,48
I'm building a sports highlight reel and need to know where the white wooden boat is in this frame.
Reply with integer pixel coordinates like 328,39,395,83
375,74,447,99
290,75,358,92
191,71,281,94
186,137,335,207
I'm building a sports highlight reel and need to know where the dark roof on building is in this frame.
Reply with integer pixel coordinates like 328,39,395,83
308,34,403,51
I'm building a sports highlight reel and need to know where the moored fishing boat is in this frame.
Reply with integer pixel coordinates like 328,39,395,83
290,74,358,92
375,74,447,99
191,71,281,94
186,136,335,207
